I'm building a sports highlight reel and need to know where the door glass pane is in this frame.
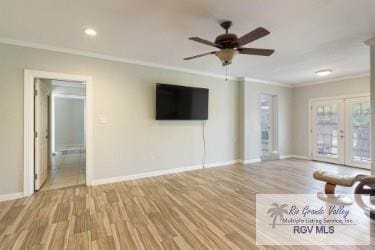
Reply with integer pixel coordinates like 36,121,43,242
315,104,339,158
352,102,371,162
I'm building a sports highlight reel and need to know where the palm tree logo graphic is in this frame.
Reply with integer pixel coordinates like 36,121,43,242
267,203,288,229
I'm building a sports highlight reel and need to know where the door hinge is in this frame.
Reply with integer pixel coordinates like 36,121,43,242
34,131,38,138
34,173,38,180
34,89,38,96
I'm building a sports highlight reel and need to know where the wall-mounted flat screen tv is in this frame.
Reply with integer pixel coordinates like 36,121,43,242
156,84,209,120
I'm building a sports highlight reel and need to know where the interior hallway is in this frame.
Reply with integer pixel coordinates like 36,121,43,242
41,150,86,191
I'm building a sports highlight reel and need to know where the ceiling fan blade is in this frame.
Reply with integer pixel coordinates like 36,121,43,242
238,48,274,56
237,27,270,47
189,37,222,48
184,51,216,60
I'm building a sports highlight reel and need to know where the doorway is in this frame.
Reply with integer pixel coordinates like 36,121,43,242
311,96,371,169
34,79,86,191
24,70,92,196
260,94,278,160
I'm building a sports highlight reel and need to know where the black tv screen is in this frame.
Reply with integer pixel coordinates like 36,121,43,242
156,84,209,120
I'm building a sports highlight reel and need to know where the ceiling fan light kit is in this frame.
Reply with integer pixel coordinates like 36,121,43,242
215,49,238,66
185,21,274,67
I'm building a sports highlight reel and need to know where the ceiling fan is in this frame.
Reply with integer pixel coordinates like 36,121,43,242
184,21,274,66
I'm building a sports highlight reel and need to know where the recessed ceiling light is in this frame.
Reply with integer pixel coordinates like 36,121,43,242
315,69,332,76
84,28,97,36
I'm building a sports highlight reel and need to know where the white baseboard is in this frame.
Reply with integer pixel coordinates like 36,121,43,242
280,155,293,159
289,155,311,160
0,192,24,202
239,158,261,164
204,159,240,168
92,159,240,186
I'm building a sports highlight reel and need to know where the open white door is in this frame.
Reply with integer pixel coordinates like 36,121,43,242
34,79,50,190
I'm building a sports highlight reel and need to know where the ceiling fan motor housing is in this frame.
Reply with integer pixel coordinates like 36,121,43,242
185,21,273,66
215,34,239,49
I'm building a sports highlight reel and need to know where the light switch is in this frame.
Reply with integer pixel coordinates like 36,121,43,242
98,115,108,124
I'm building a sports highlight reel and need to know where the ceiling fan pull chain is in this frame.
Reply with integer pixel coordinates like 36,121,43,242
225,65,228,81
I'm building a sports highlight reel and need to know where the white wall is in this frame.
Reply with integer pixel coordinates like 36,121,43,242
0,43,240,195
292,76,370,158
54,97,85,151
242,81,293,161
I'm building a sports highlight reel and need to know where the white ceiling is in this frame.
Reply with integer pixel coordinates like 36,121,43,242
1,0,375,85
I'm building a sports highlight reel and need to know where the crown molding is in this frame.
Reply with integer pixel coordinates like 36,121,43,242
0,37,290,86
0,37,239,80
0,37,292,88
365,37,375,46
244,77,292,88
293,73,370,88
4,37,366,89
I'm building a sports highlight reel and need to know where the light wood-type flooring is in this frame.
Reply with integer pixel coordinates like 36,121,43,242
0,159,373,249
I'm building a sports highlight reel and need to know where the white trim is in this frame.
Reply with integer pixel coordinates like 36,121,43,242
239,158,262,164
294,73,370,88
289,155,311,160
92,160,240,186
279,155,293,159
0,192,24,202
1,37,371,89
1,37,234,80
24,70,93,196
0,37,292,87
244,77,292,88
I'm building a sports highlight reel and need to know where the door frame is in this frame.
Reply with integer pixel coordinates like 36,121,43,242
308,93,370,164
24,70,93,196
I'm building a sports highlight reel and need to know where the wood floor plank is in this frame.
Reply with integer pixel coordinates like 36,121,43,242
0,159,373,249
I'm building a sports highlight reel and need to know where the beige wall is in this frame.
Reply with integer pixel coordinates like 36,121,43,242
0,43,241,195
0,42,369,196
292,76,370,157
243,81,293,161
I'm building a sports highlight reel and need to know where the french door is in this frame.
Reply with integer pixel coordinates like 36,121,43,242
311,96,371,169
